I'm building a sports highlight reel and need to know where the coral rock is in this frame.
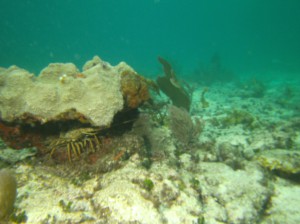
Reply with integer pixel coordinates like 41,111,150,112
0,56,149,127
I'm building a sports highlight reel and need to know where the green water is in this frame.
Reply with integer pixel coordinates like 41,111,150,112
0,0,299,79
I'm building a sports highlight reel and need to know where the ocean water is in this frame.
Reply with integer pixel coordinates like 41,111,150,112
1,1,300,223
1,0,299,80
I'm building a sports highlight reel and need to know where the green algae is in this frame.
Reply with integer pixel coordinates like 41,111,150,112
200,87,209,109
59,200,73,213
143,178,154,191
9,209,28,223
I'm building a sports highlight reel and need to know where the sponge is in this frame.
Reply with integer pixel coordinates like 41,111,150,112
0,169,17,221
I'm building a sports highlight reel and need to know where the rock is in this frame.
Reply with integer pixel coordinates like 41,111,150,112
0,147,37,164
39,63,79,83
261,178,300,224
0,56,149,127
82,55,110,71
195,162,271,224
255,149,300,178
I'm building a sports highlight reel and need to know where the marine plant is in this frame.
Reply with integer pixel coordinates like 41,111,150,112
59,199,73,213
141,158,152,170
200,87,209,108
70,171,93,186
197,216,205,224
190,177,200,190
132,112,170,168
221,109,256,128
156,57,191,111
168,105,202,148
9,209,27,223
239,78,266,98
142,178,154,191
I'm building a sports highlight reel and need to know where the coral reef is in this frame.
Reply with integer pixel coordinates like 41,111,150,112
1,57,300,223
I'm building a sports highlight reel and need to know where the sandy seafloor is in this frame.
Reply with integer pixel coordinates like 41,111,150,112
1,75,300,224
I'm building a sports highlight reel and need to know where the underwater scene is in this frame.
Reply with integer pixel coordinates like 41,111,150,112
0,0,300,223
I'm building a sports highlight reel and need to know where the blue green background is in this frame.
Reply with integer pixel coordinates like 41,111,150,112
0,0,299,78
